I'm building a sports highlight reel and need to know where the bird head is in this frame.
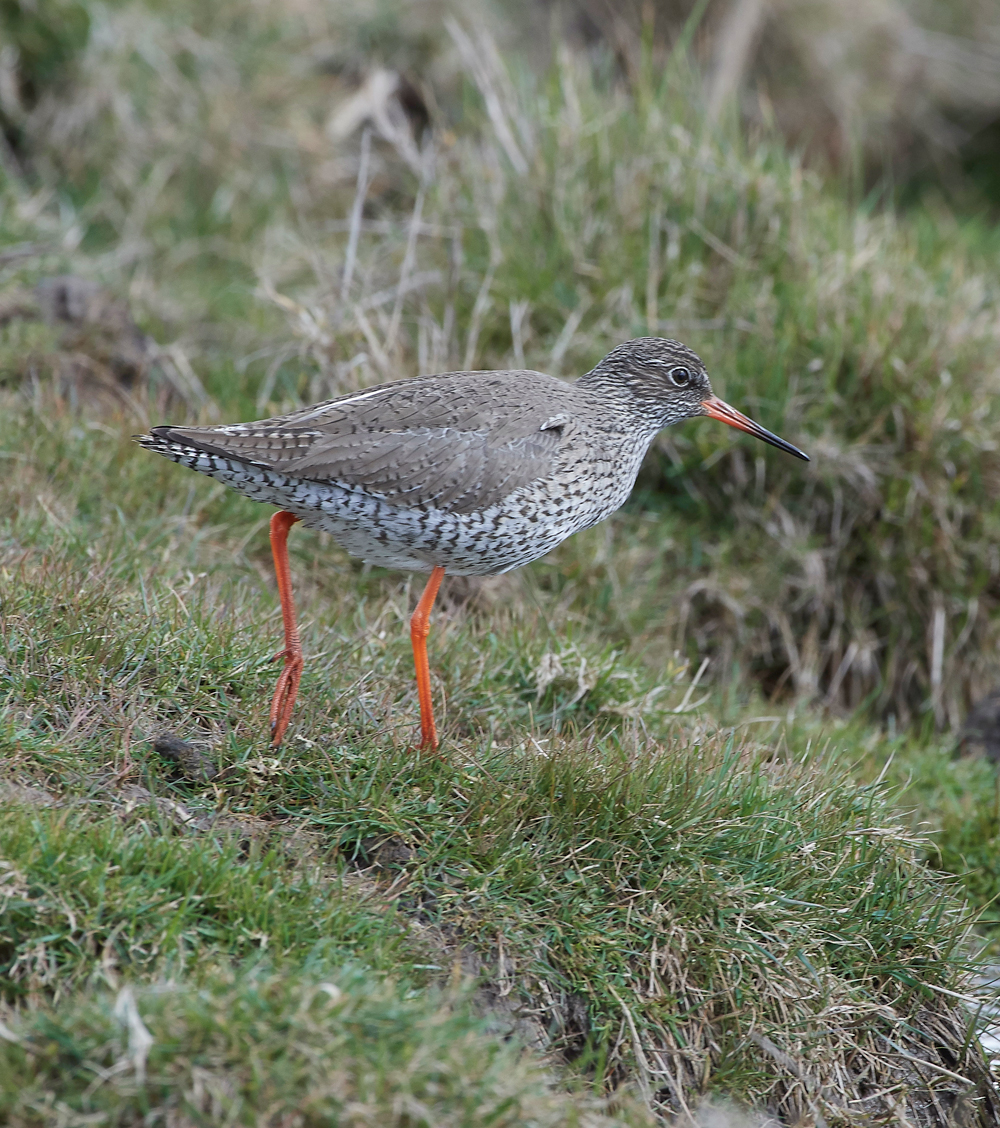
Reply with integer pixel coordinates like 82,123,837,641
589,337,809,461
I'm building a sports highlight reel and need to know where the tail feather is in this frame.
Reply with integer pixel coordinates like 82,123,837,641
136,426,259,471
135,427,211,470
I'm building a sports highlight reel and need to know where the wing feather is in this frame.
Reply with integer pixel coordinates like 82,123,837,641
157,370,579,515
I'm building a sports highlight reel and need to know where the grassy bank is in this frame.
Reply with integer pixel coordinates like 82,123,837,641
3,0,1000,1122
0,505,990,1121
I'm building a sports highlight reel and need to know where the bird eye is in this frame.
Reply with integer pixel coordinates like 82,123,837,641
670,366,691,387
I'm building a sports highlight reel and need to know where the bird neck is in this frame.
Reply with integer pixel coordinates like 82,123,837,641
575,367,671,441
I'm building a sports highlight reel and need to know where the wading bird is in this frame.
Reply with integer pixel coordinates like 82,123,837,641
140,337,808,750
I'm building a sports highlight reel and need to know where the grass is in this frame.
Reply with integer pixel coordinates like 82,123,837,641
3,0,1000,1123
2,963,633,1126
0,800,414,996
1,397,996,1123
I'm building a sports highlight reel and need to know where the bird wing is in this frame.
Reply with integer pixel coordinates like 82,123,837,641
154,371,576,515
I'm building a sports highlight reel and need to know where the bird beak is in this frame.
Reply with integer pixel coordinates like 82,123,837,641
701,395,810,461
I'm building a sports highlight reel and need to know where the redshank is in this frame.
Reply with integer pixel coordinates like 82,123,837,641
139,337,808,750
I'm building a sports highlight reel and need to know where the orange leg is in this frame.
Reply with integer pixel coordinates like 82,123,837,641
410,566,445,751
268,510,302,746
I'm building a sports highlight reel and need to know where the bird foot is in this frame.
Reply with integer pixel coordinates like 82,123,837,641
411,726,441,756
269,649,304,746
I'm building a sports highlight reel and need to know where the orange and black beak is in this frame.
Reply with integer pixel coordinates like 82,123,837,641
701,395,809,461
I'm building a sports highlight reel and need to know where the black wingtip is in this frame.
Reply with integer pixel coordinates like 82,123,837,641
134,425,176,445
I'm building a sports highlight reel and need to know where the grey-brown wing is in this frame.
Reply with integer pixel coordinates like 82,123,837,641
284,424,562,512
156,372,574,515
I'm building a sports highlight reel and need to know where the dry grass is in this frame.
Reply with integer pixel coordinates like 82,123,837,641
220,35,1000,732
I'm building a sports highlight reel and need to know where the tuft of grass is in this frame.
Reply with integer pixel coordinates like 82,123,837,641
0,801,416,1002
1,962,646,1127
